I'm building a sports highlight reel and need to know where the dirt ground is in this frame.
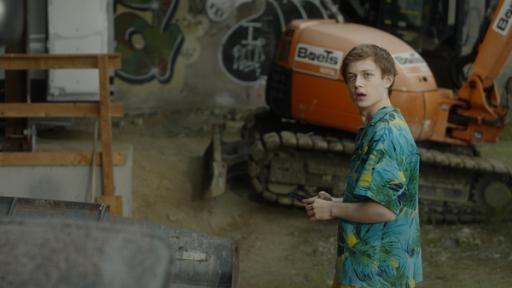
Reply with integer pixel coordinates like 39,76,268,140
107,108,512,288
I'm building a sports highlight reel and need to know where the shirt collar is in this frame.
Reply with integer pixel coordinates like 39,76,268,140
366,106,395,126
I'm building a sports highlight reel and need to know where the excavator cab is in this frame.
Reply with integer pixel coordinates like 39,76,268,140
338,0,493,88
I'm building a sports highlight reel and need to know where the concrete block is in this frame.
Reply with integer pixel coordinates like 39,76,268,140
0,145,133,217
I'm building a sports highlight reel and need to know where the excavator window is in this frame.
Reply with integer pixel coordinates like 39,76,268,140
335,0,496,89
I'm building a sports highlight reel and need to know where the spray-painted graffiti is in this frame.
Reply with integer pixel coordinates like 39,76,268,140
115,0,184,84
221,0,339,83
206,0,251,22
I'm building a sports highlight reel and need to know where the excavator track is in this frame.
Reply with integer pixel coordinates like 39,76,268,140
245,127,512,223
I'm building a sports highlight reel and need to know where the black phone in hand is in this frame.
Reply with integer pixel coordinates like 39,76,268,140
288,192,306,201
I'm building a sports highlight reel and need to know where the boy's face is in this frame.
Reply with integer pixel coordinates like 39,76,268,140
345,57,393,116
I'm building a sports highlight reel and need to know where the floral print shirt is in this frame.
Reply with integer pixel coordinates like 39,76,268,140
335,106,422,287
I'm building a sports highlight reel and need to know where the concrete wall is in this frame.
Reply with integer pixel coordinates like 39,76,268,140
113,0,341,113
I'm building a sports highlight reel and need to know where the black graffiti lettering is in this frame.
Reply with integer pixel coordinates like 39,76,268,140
221,0,336,83
232,24,266,75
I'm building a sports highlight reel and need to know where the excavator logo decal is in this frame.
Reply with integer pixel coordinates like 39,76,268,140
295,43,342,69
393,52,426,67
494,0,512,35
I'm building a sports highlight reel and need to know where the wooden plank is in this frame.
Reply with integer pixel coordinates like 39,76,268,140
0,152,126,166
95,195,123,217
0,103,123,118
5,59,30,150
0,54,121,70
98,56,115,199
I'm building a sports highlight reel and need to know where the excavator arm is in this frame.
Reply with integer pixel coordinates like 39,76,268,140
452,0,512,142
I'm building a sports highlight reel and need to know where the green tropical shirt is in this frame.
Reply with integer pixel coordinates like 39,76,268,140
335,106,422,288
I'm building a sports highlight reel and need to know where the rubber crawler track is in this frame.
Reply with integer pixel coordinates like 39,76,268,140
247,130,512,223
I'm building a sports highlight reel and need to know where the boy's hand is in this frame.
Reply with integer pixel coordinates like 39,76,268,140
317,191,333,201
303,191,333,203
304,199,333,220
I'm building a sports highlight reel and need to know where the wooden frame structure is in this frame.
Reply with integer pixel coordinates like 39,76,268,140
0,54,124,215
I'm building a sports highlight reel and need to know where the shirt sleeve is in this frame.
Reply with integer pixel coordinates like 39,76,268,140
352,134,406,215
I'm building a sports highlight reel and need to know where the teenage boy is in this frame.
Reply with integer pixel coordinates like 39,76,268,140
303,44,423,288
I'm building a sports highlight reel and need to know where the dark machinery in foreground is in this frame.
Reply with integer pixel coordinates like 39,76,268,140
0,196,238,288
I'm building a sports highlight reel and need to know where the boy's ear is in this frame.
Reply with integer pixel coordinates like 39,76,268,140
383,74,394,88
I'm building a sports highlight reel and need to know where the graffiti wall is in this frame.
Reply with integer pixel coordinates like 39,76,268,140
219,0,336,84
115,0,184,83
114,0,341,112
114,0,208,111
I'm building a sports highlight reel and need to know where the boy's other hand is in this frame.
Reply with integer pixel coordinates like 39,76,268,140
303,191,333,204
317,191,333,201
304,199,333,221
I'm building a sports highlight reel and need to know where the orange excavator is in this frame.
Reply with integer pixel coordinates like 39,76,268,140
204,0,512,222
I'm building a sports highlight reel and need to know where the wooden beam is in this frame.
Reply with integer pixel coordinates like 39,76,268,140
0,53,124,216
0,152,126,166
98,56,115,199
0,54,121,70
0,103,123,118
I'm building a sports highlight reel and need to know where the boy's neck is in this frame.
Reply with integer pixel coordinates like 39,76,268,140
360,97,392,124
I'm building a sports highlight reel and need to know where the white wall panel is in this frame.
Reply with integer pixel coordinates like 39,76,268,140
47,0,112,101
